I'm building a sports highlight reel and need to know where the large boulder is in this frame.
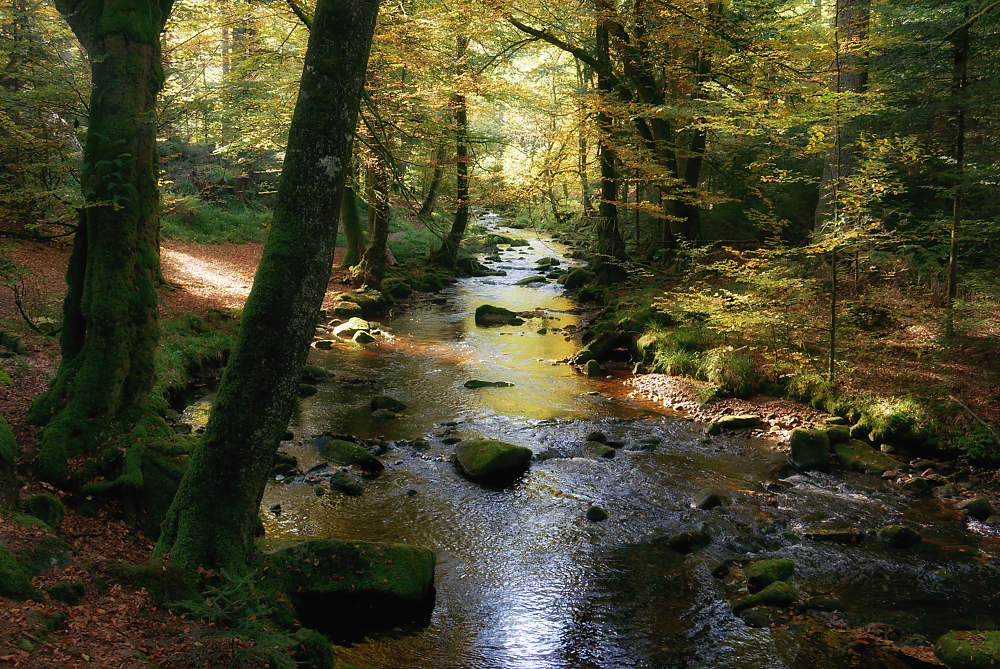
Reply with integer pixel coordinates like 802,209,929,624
563,267,591,290
789,428,830,470
936,631,1000,668
474,305,523,326
317,438,384,474
454,439,531,480
24,495,65,533
732,581,799,614
0,543,36,600
370,395,406,412
259,539,436,632
958,498,995,520
819,424,851,444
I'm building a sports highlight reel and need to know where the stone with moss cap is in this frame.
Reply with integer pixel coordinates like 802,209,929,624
744,559,795,590
819,424,851,444
958,498,994,520
706,414,762,436
833,439,900,475
877,524,922,548
317,438,383,474
789,428,830,470
936,631,1000,668
258,538,436,629
732,581,799,613
454,439,532,480
24,495,65,533
474,304,523,326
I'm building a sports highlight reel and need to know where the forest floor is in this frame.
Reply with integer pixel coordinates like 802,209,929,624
0,237,995,668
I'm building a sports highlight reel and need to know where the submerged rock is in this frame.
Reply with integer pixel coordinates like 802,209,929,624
802,527,865,544
370,395,407,412
744,559,795,590
371,410,397,419
317,438,384,474
586,505,609,522
658,531,712,554
454,439,532,480
584,441,616,459
936,630,1000,668
877,524,922,548
789,428,831,470
464,380,514,389
474,305,523,326
691,487,726,510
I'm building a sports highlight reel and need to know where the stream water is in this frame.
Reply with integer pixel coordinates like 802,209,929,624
242,217,1000,668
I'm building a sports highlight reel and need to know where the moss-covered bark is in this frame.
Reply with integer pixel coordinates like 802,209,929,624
27,0,173,481
0,414,20,509
339,184,364,268
154,0,379,573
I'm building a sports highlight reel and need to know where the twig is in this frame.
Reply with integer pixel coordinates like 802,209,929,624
949,394,1000,446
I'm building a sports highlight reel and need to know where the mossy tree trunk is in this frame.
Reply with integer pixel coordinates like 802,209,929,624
27,0,174,481
594,17,626,283
418,141,448,217
154,0,379,573
340,184,365,268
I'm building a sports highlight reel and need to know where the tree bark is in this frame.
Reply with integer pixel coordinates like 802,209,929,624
353,150,391,287
27,0,174,481
155,0,379,573
814,0,870,233
594,17,626,274
945,5,969,338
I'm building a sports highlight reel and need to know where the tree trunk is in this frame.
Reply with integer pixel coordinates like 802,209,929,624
814,0,870,233
353,151,390,288
27,0,173,481
594,19,626,276
418,142,447,216
575,57,594,214
945,5,969,338
432,34,471,267
155,0,379,573
340,184,364,267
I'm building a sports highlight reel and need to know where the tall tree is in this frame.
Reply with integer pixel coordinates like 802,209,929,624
26,0,175,480
155,0,379,573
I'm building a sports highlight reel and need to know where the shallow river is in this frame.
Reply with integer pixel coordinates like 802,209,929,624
252,218,1000,669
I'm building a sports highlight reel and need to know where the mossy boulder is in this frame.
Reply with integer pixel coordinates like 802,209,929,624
0,414,19,509
833,440,900,475
454,439,531,480
936,631,1000,668
563,267,591,290
744,559,795,591
516,275,549,286
328,471,363,496
47,579,86,605
789,428,830,470
332,317,371,339
0,543,36,600
584,441,616,459
958,498,995,521
258,539,436,631
877,524,922,548
587,505,608,522
474,304,523,326
584,359,603,377
370,395,407,412
732,581,799,614
819,424,851,444
317,438,384,474
657,531,712,554
24,494,65,533
298,383,318,398
706,414,762,435
691,487,726,510
585,431,607,443
332,301,363,318
290,628,335,669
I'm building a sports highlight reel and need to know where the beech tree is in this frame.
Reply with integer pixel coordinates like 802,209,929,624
26,0,176,480
155,0,379,572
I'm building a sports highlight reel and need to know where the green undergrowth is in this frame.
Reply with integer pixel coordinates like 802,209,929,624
153,309,241,414
161,197,272,244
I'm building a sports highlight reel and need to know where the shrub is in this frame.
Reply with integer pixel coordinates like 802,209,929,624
700,348,754,396
651,348,701,376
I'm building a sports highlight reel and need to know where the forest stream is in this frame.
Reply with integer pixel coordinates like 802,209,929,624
184,216,1000,669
